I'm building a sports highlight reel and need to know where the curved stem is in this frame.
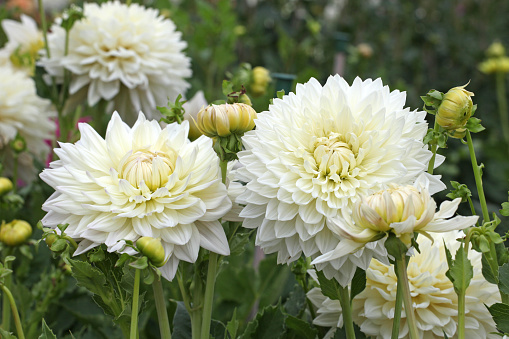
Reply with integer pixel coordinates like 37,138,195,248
395,255,418,339
427,120,440,174
152,277,172,339
466,130,490,223
338,285,355,339
1,285,24,339
130,269,141,339
391,276,403,339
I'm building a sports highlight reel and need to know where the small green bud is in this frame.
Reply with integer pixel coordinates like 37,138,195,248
45,233,58,248
250,66,271,97
0,220,32,246
0,177,13,195
436,84,474,130
10,134,26,154
136,237,166,267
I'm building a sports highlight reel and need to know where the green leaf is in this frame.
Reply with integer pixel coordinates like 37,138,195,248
129,256,148,270
172,301,192,339
466,117,485,133
350,267,366,302
447,244,473,295
488,303,509,333
496,242,509,266
443,240,454,282
446,181,472,202
285,315,318,339
283,284,306,317
68,259,107,296
88,246,105,263
0,328,16,339
276,90,285,99
384,233,408,260
39,319,57,339
50,238,68,252
498,263,509,296
239,304,286,339
229,230,254,256
222,80,234,97
316,270,341,301
482,253,499,284
225,309,239,339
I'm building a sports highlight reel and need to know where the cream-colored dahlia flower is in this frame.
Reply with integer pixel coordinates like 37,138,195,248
39,1,191,124
40,112,231,280
0,64,55,181
308,231,500,338
236,75,444,286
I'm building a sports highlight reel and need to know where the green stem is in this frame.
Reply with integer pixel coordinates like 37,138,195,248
152,277,172,339
427,120,440,174
466,131,490,223
1,285,24,339
458,288,466,339
395,254,418,339
1,249,13,332
466,197,479,226
391,275,403,339
12,154,18,193
496,72,509,145
219,160,228,184
338,285,355,339
130,269,141,339
38,0,50,59
200,252,218,339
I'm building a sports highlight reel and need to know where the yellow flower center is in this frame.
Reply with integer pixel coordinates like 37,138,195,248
119,150,176,191
314,132,356,182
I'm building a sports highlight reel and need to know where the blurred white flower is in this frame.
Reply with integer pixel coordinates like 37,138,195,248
40,112,231,281
236,75,444,286
40,1,191,124
0,64,55,181
308,231,500,338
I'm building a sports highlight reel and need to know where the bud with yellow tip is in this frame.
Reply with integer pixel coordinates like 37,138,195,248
486,41,506,58
0,220,32,246
136,237,166,267
250,66,271,97
436,84,474,130
197,103,257,138
0,177,13,195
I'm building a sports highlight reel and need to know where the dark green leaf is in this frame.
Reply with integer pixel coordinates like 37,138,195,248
283,284,306,317
225,309,239,339
39,319,57,339
498,263,509,296
285,315,318,339
239,304,286,339
229,230,254,256
488,303,509,333
68,259,107,296
350,267,366,302
172,301,192,339
447,244,473,294
482,253,499,284
316,270,341,301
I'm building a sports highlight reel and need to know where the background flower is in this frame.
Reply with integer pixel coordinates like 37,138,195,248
236,75,444,286
39,1,191,124
40,112,231,281
308,231,500,339
0,64,55,182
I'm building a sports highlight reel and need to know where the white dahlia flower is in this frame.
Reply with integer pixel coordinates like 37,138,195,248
40,112,231,280
236,75,444,286
39,1,191,124
308,231,500,338
0,64,55,181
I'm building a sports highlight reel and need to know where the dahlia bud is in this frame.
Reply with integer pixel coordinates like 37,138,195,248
357,43,373,58
436,84,474,130
197,103,257,138
136,236,166,267
0,177,13,195
0,220,32,246
478,57,509,74
250,66,271,97
45,233,58,248
448,127,467,139
486,41,506,58
10,134,26,154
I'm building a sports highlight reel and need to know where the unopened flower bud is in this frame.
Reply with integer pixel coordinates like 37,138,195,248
448,127,467,139
0,177,13,195
10,134,27,153
136,236,166,267
0,220,32,246
486,41,506,58
45,233,58,248
251,66,271,97
197,103,257,138
357,43,373,58
479,57,509,74
436,84,474,130
239,94,252,106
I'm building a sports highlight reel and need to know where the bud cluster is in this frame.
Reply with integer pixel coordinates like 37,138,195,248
479,41,509,74
0,219,32,246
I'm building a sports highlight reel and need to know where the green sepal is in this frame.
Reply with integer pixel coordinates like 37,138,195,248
466,117,485,133
39,319,57,339
157,94,187,125
129,256,148,270
384,233,409,260
446,181,472,203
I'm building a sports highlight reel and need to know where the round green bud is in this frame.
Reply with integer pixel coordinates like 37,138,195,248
250,66,271,97
0,220,32,246
45,233,58,248
436,84,474,130
136,237,166,267
0,177,13,195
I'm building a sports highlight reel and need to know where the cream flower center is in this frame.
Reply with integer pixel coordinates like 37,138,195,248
314,132,356,182
119,150,175,191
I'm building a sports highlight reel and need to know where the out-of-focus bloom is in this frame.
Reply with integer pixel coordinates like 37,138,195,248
6,0,35,14
250,66,271,97
0,14,43,75
313,184,478,263
0,220,32,246
39,1,191,124
136,236,166,267
0,65,55,182
436,84,474,130
486,41,506,58
197,103,256,138
308,231,500,338
183,91,207,140
0,178,13,195
357,43,373,58
40,112,231,281
479,57,509,74
236,75,445,286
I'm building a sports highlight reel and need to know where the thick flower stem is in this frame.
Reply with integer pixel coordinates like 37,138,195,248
2,249,13,332
395,255,418,339
130,269,141,339
427,120,440,175
338,285,355,339
200,252,218,339
152,277,172,339
1,285,24,339
496,72,509,146
391,277,403,339
466,131,490,223
457,289,466,339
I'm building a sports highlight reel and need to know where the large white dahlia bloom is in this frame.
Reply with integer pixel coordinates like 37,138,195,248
0,64,55,181
39,1,191,124
40,112,231,280
236,75,444,286
308,231,500,338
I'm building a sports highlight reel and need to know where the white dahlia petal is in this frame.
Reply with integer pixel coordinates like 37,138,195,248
236,75,440,285
39,1,191,124
40,112,231,281
308,231,500,338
